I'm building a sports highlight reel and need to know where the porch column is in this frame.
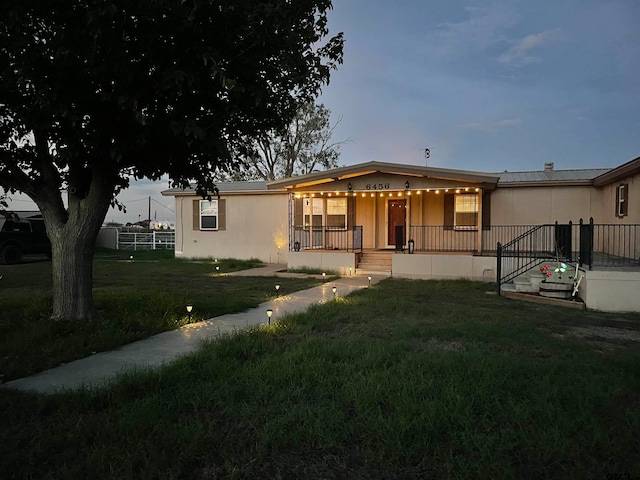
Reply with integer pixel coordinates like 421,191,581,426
477,191,483,253
373,194,378,248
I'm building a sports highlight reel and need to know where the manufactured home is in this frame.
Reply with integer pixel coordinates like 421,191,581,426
163,157,640,312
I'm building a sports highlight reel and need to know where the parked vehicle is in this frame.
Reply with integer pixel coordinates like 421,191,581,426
0,217,51,264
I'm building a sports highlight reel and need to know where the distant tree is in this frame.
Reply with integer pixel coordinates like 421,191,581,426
223,102,346,181
0,0,343,320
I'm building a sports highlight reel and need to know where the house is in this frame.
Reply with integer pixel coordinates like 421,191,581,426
162,156,640,312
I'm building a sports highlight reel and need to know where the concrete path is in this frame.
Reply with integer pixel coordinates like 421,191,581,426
2,269,383,394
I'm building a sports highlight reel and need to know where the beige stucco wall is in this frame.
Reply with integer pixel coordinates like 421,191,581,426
393,253,495,281
490,186,596,225
592,172,640,224
580,270,640,312
174,192,290,264
288,251,357,274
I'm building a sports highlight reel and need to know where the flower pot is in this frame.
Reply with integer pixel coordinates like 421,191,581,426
539,281,573,299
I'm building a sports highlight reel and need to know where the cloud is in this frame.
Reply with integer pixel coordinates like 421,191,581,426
499,29,559,65
428,5,517,57
458,118,523,133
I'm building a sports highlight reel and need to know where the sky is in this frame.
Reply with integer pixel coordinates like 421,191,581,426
5,0,639,224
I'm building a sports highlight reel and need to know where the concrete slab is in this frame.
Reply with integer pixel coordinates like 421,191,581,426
2,272,383,394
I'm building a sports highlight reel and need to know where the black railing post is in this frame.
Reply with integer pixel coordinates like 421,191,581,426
589,217,594,270
496,242,502,295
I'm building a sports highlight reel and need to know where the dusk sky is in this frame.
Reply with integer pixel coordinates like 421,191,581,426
6,0,639,223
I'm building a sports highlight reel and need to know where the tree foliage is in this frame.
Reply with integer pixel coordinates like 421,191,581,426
225,102,346,181
0,0,343,319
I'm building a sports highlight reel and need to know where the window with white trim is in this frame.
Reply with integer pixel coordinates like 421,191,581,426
455,194,478,229
616,184,628,217
326,198,347,229
200,200,218,230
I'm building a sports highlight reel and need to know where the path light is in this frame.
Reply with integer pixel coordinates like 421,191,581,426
266,309,273,325
186,304,193,322
129,255,134,262
332,286,337,299
216,265,220,273
322,272,326,282
349,267,352,276
368,275,372,288
275,284,280,297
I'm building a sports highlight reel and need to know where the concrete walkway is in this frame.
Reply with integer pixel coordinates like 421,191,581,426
2,268,383,394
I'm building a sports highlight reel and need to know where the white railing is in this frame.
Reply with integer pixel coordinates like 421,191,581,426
117,231,175,250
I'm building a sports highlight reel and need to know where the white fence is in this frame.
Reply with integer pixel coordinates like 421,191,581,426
117,231,176,251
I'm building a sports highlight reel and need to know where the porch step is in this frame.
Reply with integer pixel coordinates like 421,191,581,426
356,268,392,277
357,250,393,273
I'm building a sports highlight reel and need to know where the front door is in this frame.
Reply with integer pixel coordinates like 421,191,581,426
388,199,406,247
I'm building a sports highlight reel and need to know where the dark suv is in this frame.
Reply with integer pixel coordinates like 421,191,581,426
0,217,51,264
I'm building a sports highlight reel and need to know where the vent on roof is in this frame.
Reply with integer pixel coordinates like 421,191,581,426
544,162,554,171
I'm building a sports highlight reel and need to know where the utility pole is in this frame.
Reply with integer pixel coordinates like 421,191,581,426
148,196,151,228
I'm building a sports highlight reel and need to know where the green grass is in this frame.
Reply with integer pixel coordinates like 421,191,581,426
1,279,639,479
0,250,321,380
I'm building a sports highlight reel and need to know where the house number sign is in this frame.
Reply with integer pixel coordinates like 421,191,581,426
364,183,391,190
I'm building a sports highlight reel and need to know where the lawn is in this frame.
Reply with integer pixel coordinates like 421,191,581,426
0,249,323,381
1,279,639,479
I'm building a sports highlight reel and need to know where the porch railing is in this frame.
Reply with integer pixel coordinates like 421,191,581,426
496,224,570,294
496,219,640,294
290,225,363,252
409,226,478,252
590,220,640,268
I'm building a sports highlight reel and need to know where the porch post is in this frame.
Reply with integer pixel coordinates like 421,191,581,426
477,191,483,253
373,193,378,249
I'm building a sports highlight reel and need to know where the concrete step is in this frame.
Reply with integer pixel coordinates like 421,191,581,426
356,268,392,277
514,277,539,293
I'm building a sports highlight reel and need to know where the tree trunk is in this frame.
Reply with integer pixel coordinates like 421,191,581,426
36,172,115,321
49,225,98,320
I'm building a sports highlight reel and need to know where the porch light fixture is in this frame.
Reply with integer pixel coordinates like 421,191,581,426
368,275,372,287
275,284,280,297
397,192,402,197
465,187,470,192
426,189,430,193
445,189,449,192
266,308,273,325
435,190,440,194
370,193,375,197
380,193,384,197
456,189,460,194
332,286,337,298
475,187,480,192
186,304,193,322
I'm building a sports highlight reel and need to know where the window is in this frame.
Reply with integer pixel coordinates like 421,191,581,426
303,198,323,228
200,200,218,230
454,194,478,229
616,184,629,217
326,198,347,229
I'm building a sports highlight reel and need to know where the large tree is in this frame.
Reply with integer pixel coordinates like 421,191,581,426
0,0,343,319
226,102,345,181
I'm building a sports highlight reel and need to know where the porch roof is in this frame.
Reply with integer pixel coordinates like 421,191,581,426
266,161,500,190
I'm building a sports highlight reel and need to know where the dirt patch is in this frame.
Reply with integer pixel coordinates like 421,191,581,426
407,338,465,352
554,325,640,350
